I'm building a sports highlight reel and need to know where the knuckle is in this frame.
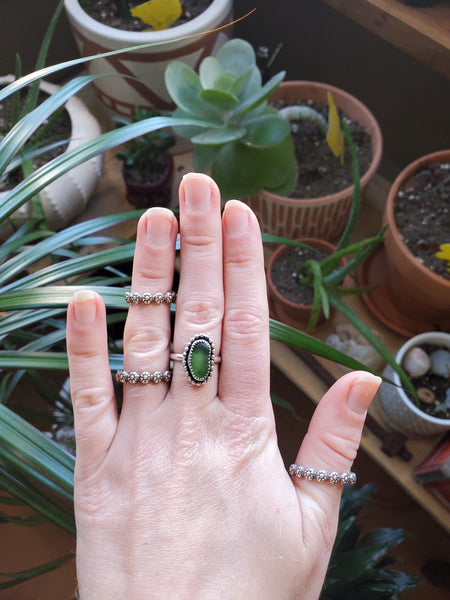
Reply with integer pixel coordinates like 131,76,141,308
123,326,168,359
183,231,218,249
320,429,360,464
179,297,223,329
225,306,268,339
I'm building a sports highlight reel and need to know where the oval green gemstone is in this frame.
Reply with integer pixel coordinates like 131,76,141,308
186,338,212,384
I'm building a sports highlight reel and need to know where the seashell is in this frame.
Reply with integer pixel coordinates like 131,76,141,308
429,349,450,378
402,347,430,378
417,387,435,405
326,332,384,372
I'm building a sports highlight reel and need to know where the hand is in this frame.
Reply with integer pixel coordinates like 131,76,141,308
66,173,380,599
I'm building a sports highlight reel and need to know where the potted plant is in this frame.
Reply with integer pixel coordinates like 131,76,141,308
0,2,102,230
1,26,391,588
378,331,450,437
64,0,234,120
164,38,382,242
359,149,450,336
115,107,175,208
247,80,383,242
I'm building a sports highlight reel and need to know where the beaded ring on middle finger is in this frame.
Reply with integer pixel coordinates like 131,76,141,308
125,291,177,305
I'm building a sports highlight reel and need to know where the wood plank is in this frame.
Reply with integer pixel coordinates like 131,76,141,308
323,0,450,79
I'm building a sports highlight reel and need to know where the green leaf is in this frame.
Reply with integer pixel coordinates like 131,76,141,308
231,67,261,99
164,62,222,121
260,134,297,193
0,553,73,590
191,126,246,146
211,141,265,199
242,115,290,148
215,38,256,76
192,144,221,172
232,71,286,117
200,89,239,110
0,116,216,222
199,56,225,89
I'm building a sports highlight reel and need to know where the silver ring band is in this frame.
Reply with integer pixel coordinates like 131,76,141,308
289,464,356,486
115,369,172,384
125,291,177,305
170,334,220,385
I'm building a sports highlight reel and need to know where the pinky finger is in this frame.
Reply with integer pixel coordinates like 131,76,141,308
66,290,118,478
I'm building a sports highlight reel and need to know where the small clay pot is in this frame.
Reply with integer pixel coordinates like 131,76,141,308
382,150,450,333
122,151,174,209
267,238,340,332
246,80,383,243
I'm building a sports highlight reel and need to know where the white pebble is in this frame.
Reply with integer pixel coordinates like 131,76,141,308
429,349,450,378
402,347,430,378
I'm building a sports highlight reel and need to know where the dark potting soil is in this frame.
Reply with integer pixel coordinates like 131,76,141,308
402,344,450,420
0,90,71,193
270,245,328,305
274,99,373,199
394,161,450,280
79,0,213,31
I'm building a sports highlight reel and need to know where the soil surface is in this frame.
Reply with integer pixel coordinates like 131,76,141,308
0,90,71,193
80,0,213,31
403,344,450,420
394,161,450,280
274,99,373,199
270,245,328,305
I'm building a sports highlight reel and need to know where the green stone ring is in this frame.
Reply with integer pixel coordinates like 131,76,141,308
170,334,221,386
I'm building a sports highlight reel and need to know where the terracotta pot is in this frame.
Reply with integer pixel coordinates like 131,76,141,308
378,331,450,437
122,151,174,208
267,238,339,331
246,80,383,243
0,75,103,230
64,0,233,121
382,149,450,333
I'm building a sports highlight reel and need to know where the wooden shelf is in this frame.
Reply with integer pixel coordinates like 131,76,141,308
323,0,450,79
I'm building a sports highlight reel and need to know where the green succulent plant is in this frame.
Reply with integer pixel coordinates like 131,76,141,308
165,38,342,199
321,483,419,599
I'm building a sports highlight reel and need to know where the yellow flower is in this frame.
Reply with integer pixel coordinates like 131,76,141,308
435,244,450,271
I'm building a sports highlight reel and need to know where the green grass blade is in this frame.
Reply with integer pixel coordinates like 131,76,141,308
0,117,214,221
0,554,73,590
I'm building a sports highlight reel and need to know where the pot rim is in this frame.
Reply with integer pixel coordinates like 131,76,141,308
267,237,338,309
65,0,232,44
384,149,450,289
390,331,450,425
259,80,383,205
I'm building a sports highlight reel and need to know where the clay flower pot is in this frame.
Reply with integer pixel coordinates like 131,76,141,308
246,81,382,243
381,150,450,334
0,75,102,230
64,0,233,121
267,238,339,332
378,331,450,437
122,151,174,209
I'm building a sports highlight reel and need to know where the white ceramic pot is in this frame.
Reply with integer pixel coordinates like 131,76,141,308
64,0,233,120
0,76,103,230
379,332,450,437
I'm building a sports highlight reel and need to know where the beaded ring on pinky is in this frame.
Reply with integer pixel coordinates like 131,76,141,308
289,464,356,486
115,369,172,384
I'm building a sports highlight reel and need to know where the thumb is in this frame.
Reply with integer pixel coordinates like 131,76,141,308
291,371,380,537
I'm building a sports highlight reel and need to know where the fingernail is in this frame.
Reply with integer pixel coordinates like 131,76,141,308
182,173,212,213
73,290,97,325
224,200,249,236
146,207,174,248
347,372,381,415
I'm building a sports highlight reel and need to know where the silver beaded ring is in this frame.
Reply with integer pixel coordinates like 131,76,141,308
289,464,356,486
125,291,177,305
115,369,172,384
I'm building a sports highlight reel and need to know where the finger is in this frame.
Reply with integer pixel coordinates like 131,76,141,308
219,200,271,417
66,290,118,476
171,173,224,401
292,371,380,538
121,208,177,412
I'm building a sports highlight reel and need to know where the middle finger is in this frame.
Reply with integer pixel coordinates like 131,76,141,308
171,173,224,403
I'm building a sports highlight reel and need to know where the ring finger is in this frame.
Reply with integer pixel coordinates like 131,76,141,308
170,173,224,404
121,207,178,417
